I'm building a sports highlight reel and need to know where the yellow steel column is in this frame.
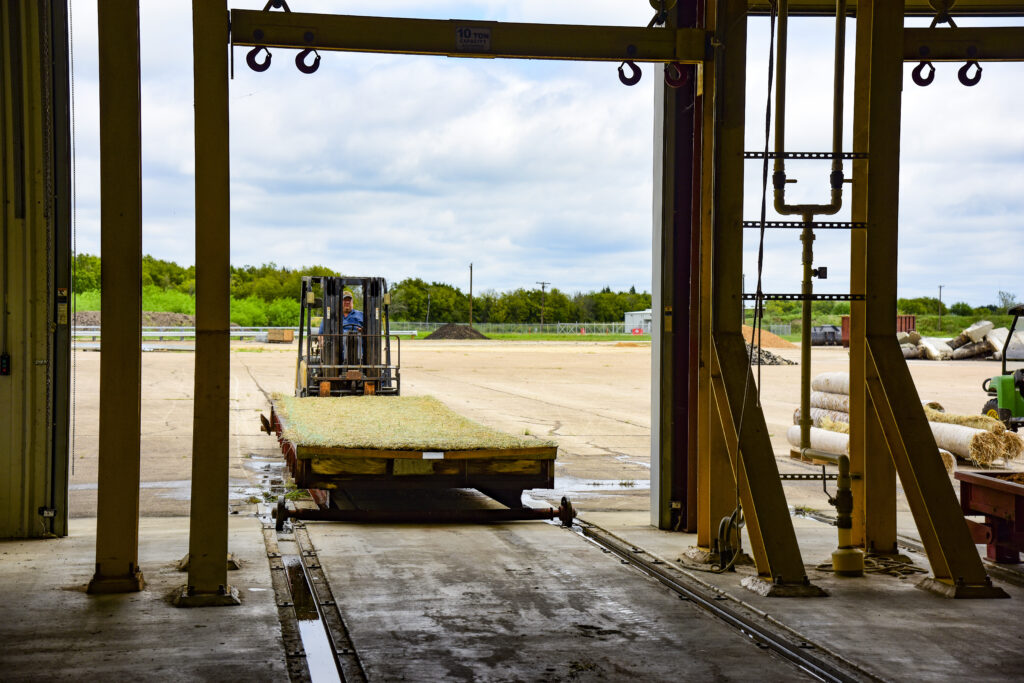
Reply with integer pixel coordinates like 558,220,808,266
696,0,735,553
860,0,1005,598
88,0,144,594
849,0,897,555
707,0,819,593
175,0,239,607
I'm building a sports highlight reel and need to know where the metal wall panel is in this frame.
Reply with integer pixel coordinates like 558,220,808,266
0,1,70,538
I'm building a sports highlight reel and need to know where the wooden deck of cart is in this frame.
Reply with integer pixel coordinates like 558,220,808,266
265,395,557,507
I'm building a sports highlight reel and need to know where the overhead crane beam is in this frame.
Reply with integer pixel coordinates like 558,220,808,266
748,0,1024,16
904,27,1024,62
229,11,709,63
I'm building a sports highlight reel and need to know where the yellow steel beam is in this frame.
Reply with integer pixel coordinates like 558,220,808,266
865,337,1005,597
858,0,1005,597
705,0,815,591
711,337,811,586
904,27,1024,62
849,0,897,555
176,0,239,607
698,0,738,552
230,10,709,63
748,0,1024,15
89,0,144,594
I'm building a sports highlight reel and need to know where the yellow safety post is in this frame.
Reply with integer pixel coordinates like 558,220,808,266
175,0,239,607
857,0,1006,598
88,0,144,594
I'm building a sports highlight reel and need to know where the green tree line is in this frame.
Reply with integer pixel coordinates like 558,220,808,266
72,254,652,326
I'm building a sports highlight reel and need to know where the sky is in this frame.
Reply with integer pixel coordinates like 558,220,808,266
68,2,1022,306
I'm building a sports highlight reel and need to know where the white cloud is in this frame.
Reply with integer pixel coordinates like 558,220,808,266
69,3,1023,304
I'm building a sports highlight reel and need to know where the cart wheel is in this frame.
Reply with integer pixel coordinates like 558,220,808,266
559,496,575,528
275,495,287,531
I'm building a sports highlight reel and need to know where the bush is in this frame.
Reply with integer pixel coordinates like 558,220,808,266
266,297,300,326
74,289,102,311
949,301,973,317
142,285,195,314
230,296,268,326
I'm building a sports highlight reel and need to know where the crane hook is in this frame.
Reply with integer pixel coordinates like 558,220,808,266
617,60,641,86
295,48,321,74
911,61,935,87
246,46,272,73
957,60,982,86
664,62,687,88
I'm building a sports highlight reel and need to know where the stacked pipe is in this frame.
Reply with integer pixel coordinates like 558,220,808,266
787,372,1024,471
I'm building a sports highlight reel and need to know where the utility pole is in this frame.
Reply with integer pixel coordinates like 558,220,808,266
469,263,473,328
536,281,550,327
938,284,944,332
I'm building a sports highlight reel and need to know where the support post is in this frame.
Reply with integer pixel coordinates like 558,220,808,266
651,1,701,531
706,0,821,595
89,0,144,594
176,0,239,607
849,0,896,554
857,0,1005,598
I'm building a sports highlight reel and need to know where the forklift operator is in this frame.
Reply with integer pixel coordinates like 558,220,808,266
317,290,364,339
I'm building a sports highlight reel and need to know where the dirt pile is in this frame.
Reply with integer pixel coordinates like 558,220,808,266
73,311,196,326
742,325,797,348
424,323,489,340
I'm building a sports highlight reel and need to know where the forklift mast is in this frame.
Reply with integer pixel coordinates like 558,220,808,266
296,276,400,397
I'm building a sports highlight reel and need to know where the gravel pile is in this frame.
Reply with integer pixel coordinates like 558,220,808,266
424,323,489,340
73,311,196,326
746,343,797,366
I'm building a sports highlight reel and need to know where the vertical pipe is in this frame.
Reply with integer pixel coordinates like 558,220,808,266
178,0,238,605
89,0,144,593
799,221,813,451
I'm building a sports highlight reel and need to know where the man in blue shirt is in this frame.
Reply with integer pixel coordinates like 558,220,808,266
340,290,364,333
318,290,364,337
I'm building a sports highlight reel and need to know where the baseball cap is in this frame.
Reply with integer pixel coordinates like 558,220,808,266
343,290,354,300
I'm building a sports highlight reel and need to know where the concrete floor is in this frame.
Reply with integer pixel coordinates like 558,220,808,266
3,341,1023,680
0,517,287,681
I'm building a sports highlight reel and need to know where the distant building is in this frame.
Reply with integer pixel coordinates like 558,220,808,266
624,309,652,334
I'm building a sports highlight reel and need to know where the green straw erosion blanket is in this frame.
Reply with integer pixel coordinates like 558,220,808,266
274,395,555,452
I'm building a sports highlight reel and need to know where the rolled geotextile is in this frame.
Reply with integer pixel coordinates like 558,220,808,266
811,390,850,413
952,340,992,360
920,337,953,361
1003,432,1024,462
902,343,923,359
820,416,849,434
810,372,850,395
786,425,849,456
793,407,850,427
929,421,1004,466
939,449,956,474
924,405,1004,434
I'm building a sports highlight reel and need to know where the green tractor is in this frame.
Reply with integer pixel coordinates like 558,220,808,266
982,304,1024,432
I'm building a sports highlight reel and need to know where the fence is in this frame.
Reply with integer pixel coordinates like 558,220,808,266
71,322,642,339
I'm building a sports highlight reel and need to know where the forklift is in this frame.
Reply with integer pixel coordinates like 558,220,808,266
982,304,1024,432
296,275,400,397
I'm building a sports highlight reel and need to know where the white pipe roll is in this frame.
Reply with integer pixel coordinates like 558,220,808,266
793,407,850,427
786,424,849,456
810,372,850,395
929,421,1003,465
810,391,850,413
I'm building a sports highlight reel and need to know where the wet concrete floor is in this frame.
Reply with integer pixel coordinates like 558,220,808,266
305,518,815,682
